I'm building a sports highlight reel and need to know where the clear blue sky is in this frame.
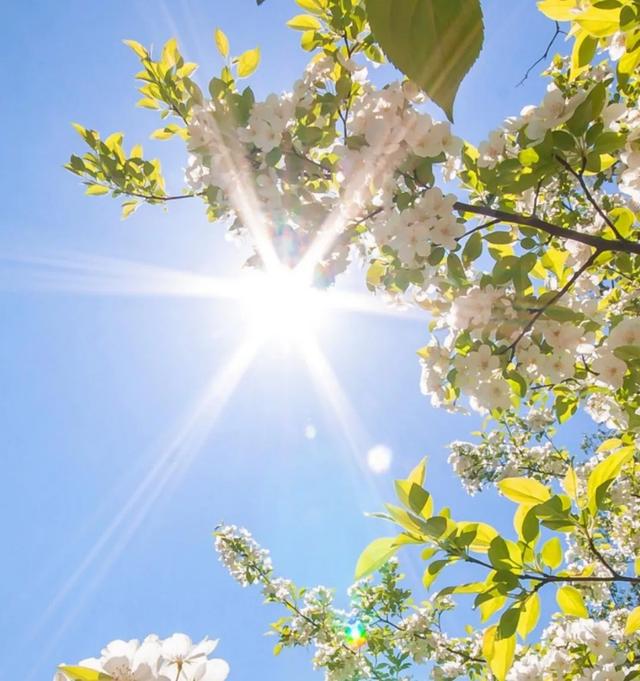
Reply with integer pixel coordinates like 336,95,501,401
1,2,587,679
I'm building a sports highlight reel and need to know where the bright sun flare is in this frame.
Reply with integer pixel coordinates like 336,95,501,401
239,268,328,342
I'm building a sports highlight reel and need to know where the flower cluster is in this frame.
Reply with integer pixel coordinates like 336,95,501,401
508,615,638,681
55,634,229,681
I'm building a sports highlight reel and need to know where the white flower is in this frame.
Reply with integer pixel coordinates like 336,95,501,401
429,214,464,249
466,345,499,377
471,378,512,412
77,638,161,681
608,32,626,61
608,318,640,348
592,352,627,389
448,286,497,330
538,351,575,383
477,130,506,169
525,85,583,141
159,635,222,681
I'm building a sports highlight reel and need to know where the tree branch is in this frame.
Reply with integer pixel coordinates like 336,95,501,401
454,201,640,255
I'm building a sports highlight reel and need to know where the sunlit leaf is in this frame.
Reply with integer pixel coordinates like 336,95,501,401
364,0,484,121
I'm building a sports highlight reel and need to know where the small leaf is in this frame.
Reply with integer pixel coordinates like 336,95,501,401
85,184,110,196
556,585,588,618
237,48,261,78
625,606,640,636
364,0,484,121
498,477,551,505
123,39,147,59
215,28,230,57
287,14,322,30
407,457,427,487
517,592,540,639
587,447,633,513
59,667,113,681
541,536,563,570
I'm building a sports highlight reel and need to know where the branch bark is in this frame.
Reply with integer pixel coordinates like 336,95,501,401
454,201,640,255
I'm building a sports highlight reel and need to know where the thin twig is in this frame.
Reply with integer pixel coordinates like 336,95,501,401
501,249,600,356
555,155,626,240
517,21,565,87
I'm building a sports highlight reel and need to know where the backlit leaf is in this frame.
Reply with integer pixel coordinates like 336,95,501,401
556,585,588,618
364,0,484,121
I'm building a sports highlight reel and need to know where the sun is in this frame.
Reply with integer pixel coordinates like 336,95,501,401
238,267,328,343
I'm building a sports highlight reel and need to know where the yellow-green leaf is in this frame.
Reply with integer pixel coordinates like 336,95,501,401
123,39,147,59
59,667,112,681
479,594,506,622
517,592,541,639
237,48,261,78
215,28,230,57
407,457,427,487
483,625,515,681
364,0,484,121
575,7,621,37
541,536,563,570
556,585,588,618
570,30,598,80
537,0,579,22
587,447,634,513
562,466,579,502
287,14,322,30
121,201,139,219
296,0,326,12
625,606,640,636
85,184,109,196
355,537,399,579
498,477,551,505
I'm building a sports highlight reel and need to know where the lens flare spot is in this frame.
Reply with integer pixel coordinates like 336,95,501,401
366,444,393,474
344,619,367,649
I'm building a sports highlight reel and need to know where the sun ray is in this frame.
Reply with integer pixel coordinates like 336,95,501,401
24,334,263,680
300,336,424,584
198,120,283,275
295,112,423,285
0,251,242,300
300,335,383,497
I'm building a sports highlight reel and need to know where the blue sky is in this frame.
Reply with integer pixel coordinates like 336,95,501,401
1,2,587,679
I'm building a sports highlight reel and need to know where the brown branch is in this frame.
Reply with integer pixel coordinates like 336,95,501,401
454,201,640,255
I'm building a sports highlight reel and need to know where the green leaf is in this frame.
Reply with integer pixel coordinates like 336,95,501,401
123,39,147,59
541,536,563,569
498,477,551,505
85,184,110,196
625,606,640,636
408,457,427,486
570,31,598,79
483,625,515,681
214,28,230,57
364,0,484,121
59,667,113,681
355,537,399,579
556,585,588,618
517,592,540,639
237,48,261,78
587,447,634,513
462,231,483,264
287,14,322,30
